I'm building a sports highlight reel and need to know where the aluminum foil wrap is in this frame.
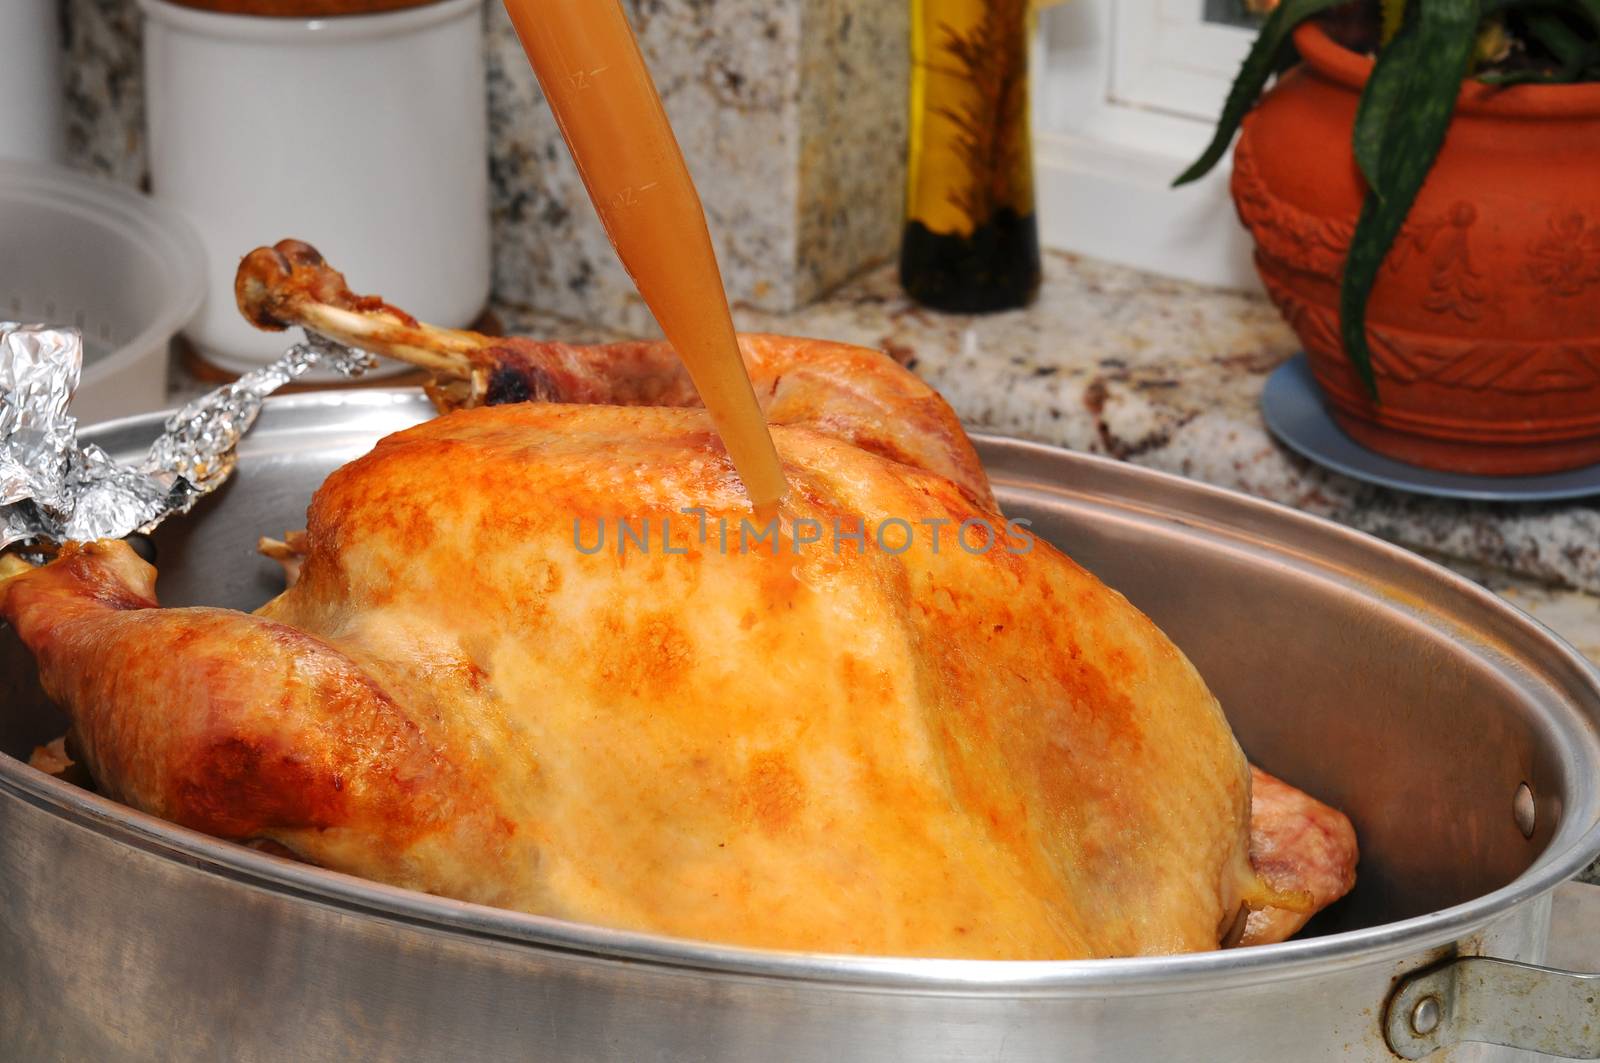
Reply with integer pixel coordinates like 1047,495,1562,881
0,324,374,551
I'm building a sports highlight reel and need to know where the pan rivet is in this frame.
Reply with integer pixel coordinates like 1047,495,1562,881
1410,995,1442,1036
1514,783,1537,839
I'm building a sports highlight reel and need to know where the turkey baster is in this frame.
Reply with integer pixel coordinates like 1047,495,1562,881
500,0,788,522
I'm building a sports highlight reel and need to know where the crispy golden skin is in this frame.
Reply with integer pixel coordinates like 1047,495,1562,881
4,403,1309,958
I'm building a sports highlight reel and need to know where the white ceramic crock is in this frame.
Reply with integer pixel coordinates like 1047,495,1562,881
139,0,491,374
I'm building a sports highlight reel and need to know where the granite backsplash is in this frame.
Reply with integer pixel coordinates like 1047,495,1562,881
61,0,146,187
56,0,908,332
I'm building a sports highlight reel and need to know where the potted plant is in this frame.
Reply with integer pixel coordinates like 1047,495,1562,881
1179,1,1600,475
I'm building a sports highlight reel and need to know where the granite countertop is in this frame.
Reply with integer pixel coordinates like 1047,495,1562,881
486,249,1600,669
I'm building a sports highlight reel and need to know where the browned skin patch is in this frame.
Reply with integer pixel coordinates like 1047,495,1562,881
594,610,695,700
177,734,346,837
741,752,805,834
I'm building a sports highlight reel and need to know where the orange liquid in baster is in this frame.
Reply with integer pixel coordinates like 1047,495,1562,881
502,0,788,516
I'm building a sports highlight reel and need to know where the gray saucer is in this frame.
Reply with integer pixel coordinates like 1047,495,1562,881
1260,353,1600,502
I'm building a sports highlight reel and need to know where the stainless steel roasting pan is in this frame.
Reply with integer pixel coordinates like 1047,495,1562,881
4,390,1600,1062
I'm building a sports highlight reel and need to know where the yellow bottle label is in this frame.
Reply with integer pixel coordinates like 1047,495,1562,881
906,0,1035,240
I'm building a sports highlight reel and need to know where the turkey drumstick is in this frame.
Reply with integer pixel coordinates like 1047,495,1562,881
236,239,995,510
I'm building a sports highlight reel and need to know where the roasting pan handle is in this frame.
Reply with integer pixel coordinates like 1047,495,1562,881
1384,956,1600,1059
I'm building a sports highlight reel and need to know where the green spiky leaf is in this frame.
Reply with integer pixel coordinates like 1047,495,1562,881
1340,0,1481,399
1173,0,1347,186
1353,15,1426,195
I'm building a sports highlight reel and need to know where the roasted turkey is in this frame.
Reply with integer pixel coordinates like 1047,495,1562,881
0,241,1355,959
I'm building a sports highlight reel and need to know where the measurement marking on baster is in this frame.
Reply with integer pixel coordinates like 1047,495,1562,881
567,66,610,91
603,182,660,219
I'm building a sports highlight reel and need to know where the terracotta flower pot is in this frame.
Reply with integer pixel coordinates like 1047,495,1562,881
1233,23,1600,475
